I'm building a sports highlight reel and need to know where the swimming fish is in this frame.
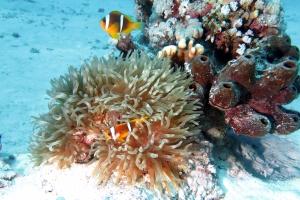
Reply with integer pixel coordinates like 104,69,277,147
100,11,144,39
0,134,2,150
105,117,149,142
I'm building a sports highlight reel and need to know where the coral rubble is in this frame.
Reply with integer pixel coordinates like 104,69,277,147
29,51,211,195
0,157,17,188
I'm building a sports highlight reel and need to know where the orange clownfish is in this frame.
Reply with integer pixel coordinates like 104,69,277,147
105,117,149,142
100,11,144,40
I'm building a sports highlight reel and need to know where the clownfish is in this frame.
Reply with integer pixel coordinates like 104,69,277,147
105,117,149,142
100,11,144,40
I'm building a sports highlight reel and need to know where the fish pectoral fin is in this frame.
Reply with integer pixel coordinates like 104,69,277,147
123,13,134,23
118,132,128,143
109,32,120,39
108,22,120,39
118,138,126,143
133,22,144,30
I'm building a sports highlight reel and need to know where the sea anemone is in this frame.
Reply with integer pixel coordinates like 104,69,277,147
28,51,202,193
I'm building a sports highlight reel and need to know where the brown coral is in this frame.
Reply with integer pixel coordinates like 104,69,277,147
186,34,300,138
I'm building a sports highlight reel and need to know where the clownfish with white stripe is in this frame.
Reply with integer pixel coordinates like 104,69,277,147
105,117,149,142
100,11,144,40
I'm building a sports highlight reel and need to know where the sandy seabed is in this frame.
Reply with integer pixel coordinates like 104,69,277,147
0,0,300,199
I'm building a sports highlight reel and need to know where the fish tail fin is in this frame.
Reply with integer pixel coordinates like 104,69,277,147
122,22,144,35
134,21,145,31
127,21,144,30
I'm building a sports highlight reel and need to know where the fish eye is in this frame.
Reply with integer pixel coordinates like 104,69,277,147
103,18,106,22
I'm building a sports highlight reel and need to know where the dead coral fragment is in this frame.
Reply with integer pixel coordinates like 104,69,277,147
116,34,136,57
29,51,202,194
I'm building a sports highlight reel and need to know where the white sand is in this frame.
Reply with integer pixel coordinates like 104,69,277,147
0,0,299,199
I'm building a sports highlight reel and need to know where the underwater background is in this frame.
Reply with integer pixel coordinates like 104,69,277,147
0,0,299,199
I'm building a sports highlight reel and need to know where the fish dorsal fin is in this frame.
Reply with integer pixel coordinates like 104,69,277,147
122,13,134,23
110,11,122,16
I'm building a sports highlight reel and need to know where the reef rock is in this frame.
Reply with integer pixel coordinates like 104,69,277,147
228,132,300,180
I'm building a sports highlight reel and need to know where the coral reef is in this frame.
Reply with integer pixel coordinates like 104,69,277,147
29,51,206,195
145,0,299,138
186,34,300,138
26,1,300,198
135,0,285,57
135,0,205,50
